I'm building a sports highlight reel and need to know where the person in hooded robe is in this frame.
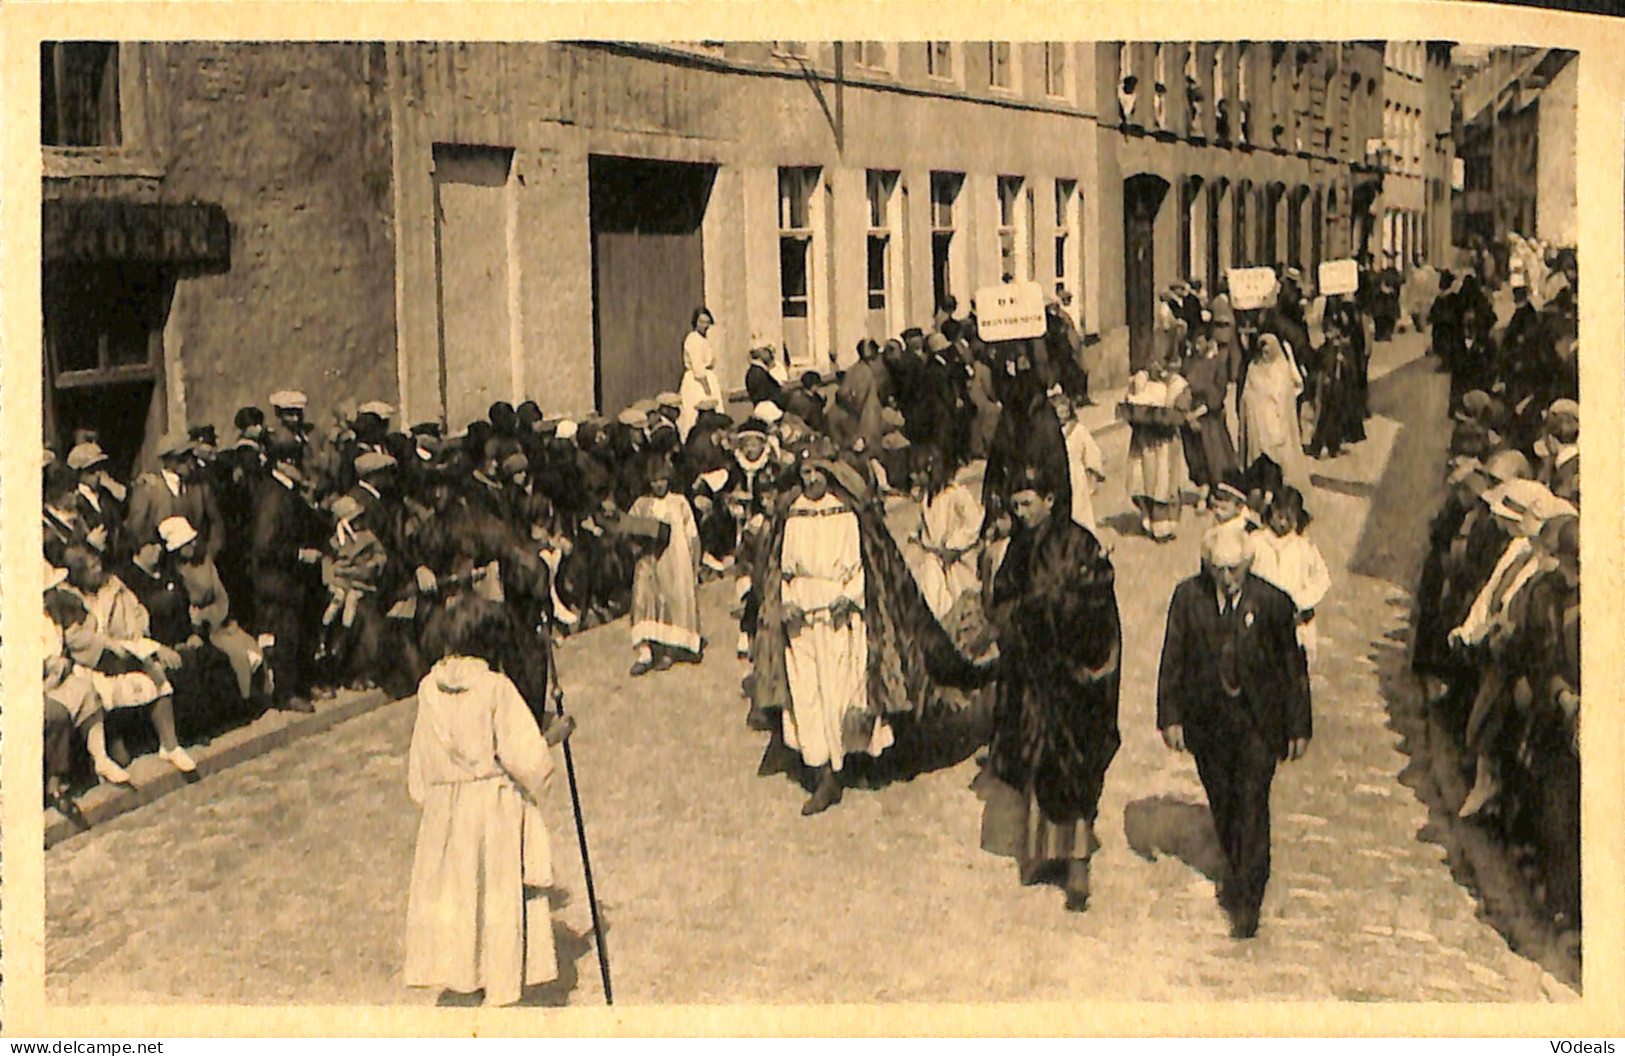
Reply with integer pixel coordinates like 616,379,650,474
627,452,703,675
749,440,987,812
404,600,576,1007
1238,333,1310,494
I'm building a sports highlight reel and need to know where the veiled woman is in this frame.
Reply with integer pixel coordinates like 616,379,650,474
749,439,988,813
1238,332,1310,493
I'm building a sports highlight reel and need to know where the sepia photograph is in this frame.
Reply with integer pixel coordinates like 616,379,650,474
26,32,1590,1014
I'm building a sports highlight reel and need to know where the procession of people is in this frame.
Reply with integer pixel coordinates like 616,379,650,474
41,234,1582,996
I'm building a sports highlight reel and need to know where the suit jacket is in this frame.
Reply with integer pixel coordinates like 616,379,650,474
124,473,225,561
249,475,324,604
1157,571,1311,757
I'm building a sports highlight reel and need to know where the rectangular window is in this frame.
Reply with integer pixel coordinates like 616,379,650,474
930,170,964,310
926,41,954,80
997,175,1030,282
989,42,1013,89
45,264,166,384
853,42,890,72
1054,179,1084,326
41,41,121,147
1044,43,1069,98
865,169,902,335
774,41,810,60
779,166,824,368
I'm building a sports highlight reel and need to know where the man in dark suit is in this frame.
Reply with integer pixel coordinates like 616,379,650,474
250,441,325,713
1156,528,1312,938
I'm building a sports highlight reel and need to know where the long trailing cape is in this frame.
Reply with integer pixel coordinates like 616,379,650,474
749,475,987,723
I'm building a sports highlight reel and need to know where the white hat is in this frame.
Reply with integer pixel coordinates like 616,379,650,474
1485,478,1575,524
752,401,785,424
656,392,682,409
556,419,579,441
158,515,199,552
358,400,395,419
67,442,108,471
270,390,308,410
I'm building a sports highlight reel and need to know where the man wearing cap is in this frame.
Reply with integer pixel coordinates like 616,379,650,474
907,333,967,466
250,441,326,713
1157,527,1312,938
267,390,311,455
69,442,123,559
780,373,828,436
745,343,785,408
1536,398,1579,504
829,340,886,457
124,434,224,563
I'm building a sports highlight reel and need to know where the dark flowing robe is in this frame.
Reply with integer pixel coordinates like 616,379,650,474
982,514,1121,827
982,381,1072,532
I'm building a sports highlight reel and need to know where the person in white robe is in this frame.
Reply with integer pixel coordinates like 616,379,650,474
904,445,982,625
628,457,703,675
1249,486,1331,667
404,604,575,1007
1239,332,1310,493
1052,390,1106,536
1124,351,1190,541
677,307,724,441
781,460,891,815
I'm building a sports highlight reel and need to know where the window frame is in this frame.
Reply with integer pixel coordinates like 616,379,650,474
988,41,1017,93
925,41,956,82
1043,42,1071,100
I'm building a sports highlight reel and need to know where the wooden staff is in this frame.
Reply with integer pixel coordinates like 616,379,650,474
554,688,612,1005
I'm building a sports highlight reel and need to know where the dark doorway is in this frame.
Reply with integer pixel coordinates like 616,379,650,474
1311,187,1324,274
1123,173,1170,373
589,156,715,415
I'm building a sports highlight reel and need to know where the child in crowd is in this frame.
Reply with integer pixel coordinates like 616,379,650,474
1250,486,1331,668
319,494,387,669
628,454,702,676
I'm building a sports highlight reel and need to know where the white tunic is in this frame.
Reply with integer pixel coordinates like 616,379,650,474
780,493,891,770
1251,528,1330,663
678,330,723,441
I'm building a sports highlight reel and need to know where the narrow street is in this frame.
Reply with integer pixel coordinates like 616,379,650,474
45,333,1571,1006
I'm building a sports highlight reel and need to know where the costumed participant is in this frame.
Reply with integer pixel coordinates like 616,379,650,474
1179,325,1240,500
904,443,983,632
750,439,978,812
1238,333,1309,494
967,462,1121,912
678,307,724,441
1248,487,1330,669
1122,347,1191,541
404,601,577,1008
1202,470,1259,556
730,409,781,676
627,453,702,676
1053,389,1105,536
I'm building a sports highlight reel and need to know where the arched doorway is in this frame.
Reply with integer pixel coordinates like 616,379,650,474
1123,173,1171,372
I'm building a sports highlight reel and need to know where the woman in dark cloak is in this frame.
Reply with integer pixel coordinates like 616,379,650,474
749,438,992,806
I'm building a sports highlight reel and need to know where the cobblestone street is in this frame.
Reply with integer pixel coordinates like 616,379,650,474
45,334,1574,1006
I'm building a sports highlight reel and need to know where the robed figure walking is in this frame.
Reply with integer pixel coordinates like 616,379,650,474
969,462,1121,912
1156,529,1311,938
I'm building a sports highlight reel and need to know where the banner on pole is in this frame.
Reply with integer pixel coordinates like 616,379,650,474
973,281,1047,341
1318,258,1360,297
1226,267,1279,311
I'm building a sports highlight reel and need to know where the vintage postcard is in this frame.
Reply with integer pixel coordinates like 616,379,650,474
2,0,1623,1038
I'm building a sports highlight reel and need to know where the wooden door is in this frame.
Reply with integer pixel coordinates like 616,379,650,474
590,156,713,415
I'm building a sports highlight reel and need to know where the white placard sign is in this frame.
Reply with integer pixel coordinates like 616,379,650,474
1318,258,1360,297
1226,267,1279,311
973,281,1047,341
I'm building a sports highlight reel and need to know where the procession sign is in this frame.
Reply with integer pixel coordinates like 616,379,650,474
1319,258,1360,297
1226,266,1279,311
973,280,1047,341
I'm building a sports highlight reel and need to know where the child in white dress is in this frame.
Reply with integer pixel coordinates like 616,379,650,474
1249,485,1330,667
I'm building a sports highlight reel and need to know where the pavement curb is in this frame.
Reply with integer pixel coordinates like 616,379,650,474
45,687,396,850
